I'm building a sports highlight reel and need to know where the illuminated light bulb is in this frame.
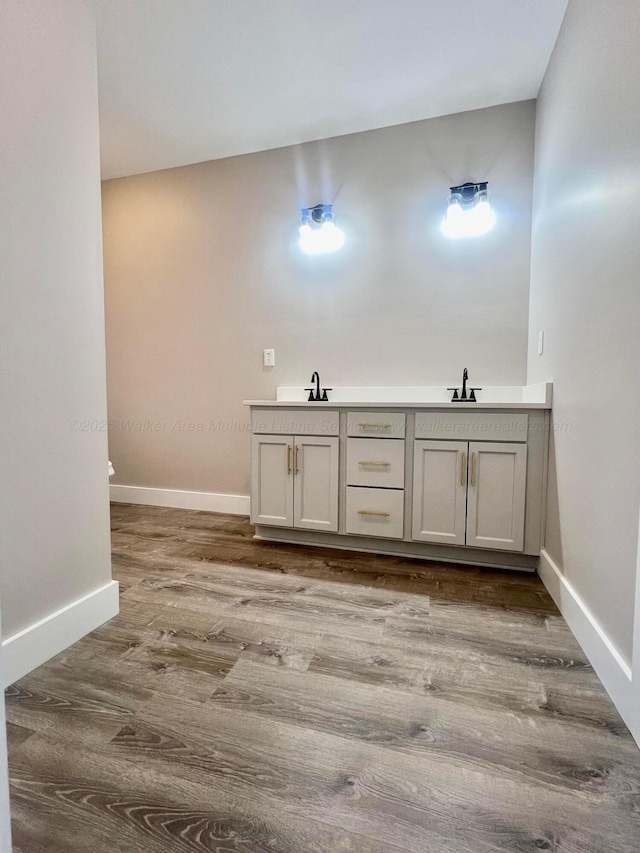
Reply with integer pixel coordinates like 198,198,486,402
472,200,496,236
441,196,496,239
441,198,465,238
299,218,345,254
299,222,313,242
318,221,345,252
299,222,323,255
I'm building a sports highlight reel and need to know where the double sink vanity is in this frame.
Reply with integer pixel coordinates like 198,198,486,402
245,380,552,572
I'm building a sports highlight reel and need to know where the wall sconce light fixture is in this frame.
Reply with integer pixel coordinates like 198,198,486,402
299,204,345,254
442,182,496,238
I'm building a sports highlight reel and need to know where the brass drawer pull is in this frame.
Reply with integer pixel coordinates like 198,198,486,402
471,451,476,487
358,510,390,517
295,445,300,475
358,423,391,430
287,444,292,475
358,460,391,467
460,451,466,486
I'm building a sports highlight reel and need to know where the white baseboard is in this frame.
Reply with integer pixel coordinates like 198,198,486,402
2,580,120,687
110,484,250,515
538,549,637,740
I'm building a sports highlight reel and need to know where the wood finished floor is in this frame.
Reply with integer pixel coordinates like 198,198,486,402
6,503,640,852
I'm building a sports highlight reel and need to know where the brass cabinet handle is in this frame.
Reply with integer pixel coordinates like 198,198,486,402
358,510,390,517
358,460,391,467
295,445,300,475
460,451,466,486
287,444,291,475
358,423,391,430
471,451,476,487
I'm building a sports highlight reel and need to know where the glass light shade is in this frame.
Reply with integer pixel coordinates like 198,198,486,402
442,196,496,238
441,199,464,238
472,200,496,235
299,220,345,254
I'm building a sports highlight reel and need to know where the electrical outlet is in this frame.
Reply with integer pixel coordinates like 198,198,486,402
537,330,544,356
263,348,275,367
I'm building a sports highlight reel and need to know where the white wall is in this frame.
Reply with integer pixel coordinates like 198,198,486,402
103,100,535,498
528,0,640,732
0,0,116,680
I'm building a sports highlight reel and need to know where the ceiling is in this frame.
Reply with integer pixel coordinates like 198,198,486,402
97,0,568,180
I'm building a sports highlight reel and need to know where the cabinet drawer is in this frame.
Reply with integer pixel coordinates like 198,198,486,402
345,487,404,539
415,412,528,442
346,438,405,488
252,409,339,435
347,411,405,438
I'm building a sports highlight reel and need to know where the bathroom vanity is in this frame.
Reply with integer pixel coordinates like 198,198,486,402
245,383,552,572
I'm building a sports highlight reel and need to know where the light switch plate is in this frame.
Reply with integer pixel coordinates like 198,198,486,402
537,330,544,356
263,348,275,367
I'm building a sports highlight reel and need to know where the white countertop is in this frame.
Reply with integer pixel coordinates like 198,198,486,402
244,383,552,410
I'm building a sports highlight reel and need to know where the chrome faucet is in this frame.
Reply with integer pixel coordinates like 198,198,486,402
448,368,481,402
306,371,332,402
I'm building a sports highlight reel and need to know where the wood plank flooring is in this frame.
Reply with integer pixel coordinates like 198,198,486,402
5,503,640,852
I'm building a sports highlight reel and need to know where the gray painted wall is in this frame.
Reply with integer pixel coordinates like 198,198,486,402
103,100,535,497
527,0,640,663
0,0,112,642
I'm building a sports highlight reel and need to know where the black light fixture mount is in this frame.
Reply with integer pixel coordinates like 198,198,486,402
449,182,489,207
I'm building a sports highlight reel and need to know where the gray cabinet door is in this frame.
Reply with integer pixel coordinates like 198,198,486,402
466,442,527,551
293,436,339,532
412,440,468,545
251,434,293,527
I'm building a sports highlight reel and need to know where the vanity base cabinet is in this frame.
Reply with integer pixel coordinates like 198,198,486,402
250,406,549,572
